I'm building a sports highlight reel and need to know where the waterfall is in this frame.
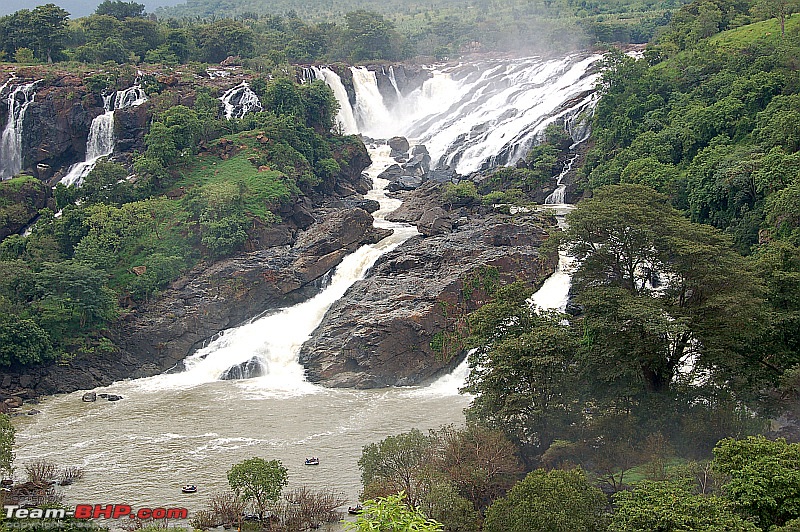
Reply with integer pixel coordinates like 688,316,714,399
544,154,579,205
133,146,416,392
310,67,358,134
317,55,602,175
0,80,39,180
387,66,403,102
351,67,393,137
220,81,262,120
60,85,148,187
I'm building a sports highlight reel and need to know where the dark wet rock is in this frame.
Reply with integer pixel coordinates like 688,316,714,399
411,145,429,157
114,103,149,153
385,183,444,225
220,356,265,380
81,392,96,402
403,153,431,177
299,211,558,388
378,164,403,180
417,207,453,236
387,175,424,192
26,409,40,415
428,166,457,184
106,394,122,401
388,136,410,154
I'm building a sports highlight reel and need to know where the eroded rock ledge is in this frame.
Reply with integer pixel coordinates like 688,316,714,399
299,198,557,388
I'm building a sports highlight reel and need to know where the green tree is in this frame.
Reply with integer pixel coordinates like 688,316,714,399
344,492,443,532
227,457,288,521
0,317,54,367
609,479,758,531
484,469,607,532
30,4,69,62
359,429,433,507
81,160,134,205
300,80,339,132
0,414,14,477
159,105,201,154
564,184,764,396
143,121,178,166
713,436,800,529
344,11,405,62
95,0,146,19
262,78,304,118
195,20,254,63
464,283,584,459
34,260,118,331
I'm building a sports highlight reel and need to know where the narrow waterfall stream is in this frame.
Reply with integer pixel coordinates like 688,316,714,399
14,55,599,526
0,79,38,180
60,86,148,187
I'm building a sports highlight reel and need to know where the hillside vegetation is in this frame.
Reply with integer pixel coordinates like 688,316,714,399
352,2,800,531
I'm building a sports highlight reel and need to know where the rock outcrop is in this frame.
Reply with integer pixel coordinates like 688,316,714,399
299,209,558,388
0,207,387,398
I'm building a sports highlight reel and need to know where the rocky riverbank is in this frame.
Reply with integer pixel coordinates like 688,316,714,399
299,182,559,388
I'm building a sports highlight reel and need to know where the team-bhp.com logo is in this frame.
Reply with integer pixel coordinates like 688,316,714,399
5,505,189,520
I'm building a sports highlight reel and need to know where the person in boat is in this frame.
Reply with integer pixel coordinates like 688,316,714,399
182,484,197,493
304,457,319,465
348,505,362,514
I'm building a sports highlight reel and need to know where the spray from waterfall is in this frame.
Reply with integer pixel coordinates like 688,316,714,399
61,85,148,187
0,79,39,180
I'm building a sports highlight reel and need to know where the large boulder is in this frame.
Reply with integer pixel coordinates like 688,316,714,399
386,174,424,192
388,136,410,154
299,211,558,388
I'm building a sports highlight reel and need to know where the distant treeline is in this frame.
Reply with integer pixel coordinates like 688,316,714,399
0,0,686,68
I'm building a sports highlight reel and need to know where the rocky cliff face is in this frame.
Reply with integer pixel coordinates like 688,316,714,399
13,73,104,180
299,192,558,388
1,206,388,398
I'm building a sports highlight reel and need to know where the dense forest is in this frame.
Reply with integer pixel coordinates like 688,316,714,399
0,0,683,68
0,0,799,529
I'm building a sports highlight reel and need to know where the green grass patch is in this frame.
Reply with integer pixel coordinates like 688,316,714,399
709,15,800,49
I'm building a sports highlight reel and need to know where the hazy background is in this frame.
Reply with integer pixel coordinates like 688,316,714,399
0,0,185,18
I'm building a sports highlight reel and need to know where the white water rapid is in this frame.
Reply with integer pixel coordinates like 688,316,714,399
61,86,148,187
15,56,597,527
220,81,262,120
0,79,38,180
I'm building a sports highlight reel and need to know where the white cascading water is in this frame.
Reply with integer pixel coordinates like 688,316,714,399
330,55,602,175
15,57,599,516
0,79,39,180
60,85,148,187
310,67,359,134
544,154,579,205
350,67,394,134
131,145,417,393
220,81,262,120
